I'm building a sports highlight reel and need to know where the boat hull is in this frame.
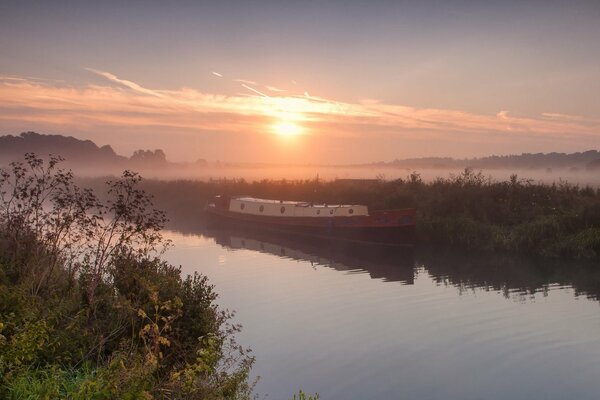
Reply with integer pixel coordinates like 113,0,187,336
205,207,415,246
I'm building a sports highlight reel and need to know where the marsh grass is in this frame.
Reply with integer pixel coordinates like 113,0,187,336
105,168,600,259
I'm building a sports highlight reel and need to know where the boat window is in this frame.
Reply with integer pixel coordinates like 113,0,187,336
280,206,286,214
330,209,334,215
259,205,264,212
240,203,245,210
316,209,320,215
349,208,354,214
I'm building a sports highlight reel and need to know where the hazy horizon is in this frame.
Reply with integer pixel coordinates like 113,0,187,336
1,1,599,163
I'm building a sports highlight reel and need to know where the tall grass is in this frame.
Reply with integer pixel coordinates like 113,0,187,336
84,168,600,259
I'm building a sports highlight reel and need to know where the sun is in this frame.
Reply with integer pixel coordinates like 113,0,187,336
272,120,303,137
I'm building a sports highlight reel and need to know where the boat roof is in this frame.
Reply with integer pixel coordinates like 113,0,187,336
233,196,362,208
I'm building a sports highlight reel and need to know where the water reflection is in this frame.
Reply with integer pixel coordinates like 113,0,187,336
205,226,416,284
164,222,600,400
420,247,600,302
168,219,600,303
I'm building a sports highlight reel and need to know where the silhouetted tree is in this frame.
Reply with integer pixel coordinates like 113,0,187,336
0,153,167,304
130,149,167,165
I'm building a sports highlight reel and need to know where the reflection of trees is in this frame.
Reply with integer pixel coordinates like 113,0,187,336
144,175,600,301
165,213,600,302
163,211,600,302
419,247,600,302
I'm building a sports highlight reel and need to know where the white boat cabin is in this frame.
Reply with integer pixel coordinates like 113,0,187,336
229,197,369,217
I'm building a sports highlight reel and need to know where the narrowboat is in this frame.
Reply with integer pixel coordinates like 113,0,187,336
205,195,416,245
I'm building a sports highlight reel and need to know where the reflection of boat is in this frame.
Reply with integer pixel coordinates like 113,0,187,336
205,195,416,245
206,226,415,284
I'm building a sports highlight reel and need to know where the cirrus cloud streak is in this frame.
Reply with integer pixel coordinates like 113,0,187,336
0,70,598,162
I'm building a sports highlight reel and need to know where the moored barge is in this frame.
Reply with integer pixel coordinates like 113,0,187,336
205,195,416,245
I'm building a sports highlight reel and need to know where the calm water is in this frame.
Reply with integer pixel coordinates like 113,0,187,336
163,228,600,400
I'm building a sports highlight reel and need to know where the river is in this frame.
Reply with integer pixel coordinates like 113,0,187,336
163,227,600,400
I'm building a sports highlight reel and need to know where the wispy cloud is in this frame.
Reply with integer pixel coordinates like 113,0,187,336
541,112,587,122
0,76,29,82
211,71,223,78
266,85,286,93
497,110,509,120
86,68,163,97
1,71,598,160
241,83,269,98
234,79,257,85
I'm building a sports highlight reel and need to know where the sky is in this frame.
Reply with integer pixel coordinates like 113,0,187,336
0,0,599,163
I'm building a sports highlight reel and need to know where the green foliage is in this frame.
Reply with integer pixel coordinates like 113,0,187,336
0,154,255,399
290,390,319,400
3,361,153,400
111,167,600,259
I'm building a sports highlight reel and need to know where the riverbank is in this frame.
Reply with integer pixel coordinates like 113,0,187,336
0,156,255,398
118,169,600,260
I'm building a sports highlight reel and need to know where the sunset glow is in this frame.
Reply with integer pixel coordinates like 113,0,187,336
0,1,598,163
1,72,599,163
272,120,303,138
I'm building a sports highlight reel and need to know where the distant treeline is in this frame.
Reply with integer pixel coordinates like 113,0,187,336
382,151,600,170
0,132,171,169
0,131,125,165
78,170,600,260
2,132,600,171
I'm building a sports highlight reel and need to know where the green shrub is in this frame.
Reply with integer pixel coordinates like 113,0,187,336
0,154,255,399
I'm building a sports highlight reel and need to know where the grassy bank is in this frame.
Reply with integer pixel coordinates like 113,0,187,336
0,155,255,399
123,169,600,260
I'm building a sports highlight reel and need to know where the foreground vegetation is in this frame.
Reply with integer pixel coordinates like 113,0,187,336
0,155,255,398
1,153,595,397
125,170,600,259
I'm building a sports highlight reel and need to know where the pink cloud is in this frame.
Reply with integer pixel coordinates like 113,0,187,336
0,71,598,162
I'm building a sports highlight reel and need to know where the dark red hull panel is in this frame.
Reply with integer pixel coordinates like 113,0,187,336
205,207,416,245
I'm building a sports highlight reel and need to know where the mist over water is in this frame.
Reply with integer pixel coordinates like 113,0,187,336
191,166,600,187
3,132,598,186
75,164,600,188
163,228,600,400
